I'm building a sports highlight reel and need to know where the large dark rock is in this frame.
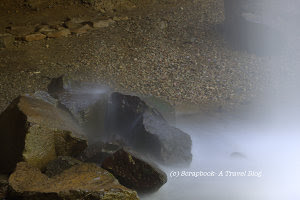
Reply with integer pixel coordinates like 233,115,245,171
107,92,192,166
47,75,109,141
77,141,121,164
8,162,139,200
0,95,87,174
102,148,167,194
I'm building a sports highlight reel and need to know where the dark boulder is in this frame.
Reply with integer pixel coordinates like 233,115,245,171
8,162,139,200
0,95,87,174
47,75,109,141
107,92,192,166
102,148,167,194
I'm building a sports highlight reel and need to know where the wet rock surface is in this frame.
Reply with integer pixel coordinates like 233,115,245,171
102,148,167,194
107,92,192,166
77,141,121,164
0,94,87,174
8,162,139,200
43,156,82,177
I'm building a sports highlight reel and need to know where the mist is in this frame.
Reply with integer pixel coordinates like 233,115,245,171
142,1,300,199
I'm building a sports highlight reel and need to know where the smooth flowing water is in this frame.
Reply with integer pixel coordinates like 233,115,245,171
142,1,300,199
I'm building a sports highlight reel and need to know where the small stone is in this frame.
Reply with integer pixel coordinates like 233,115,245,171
47,29,71,38
230,152,247,159
158,21,168,30
92,19,114,28
70,24,92,35
23,33,46,42
35,25,55,34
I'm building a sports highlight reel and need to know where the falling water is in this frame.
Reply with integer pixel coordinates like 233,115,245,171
142,1,300,199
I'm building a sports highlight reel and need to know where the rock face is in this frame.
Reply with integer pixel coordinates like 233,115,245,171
107,92,192,166
102,148,167,194
47,76,109,141
0,95,87,174
43,156,82,177
8,162,139,200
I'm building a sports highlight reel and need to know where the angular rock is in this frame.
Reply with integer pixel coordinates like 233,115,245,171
92,19,114,28
0,95,87,174
8,162,139,200
44,156,82,177
70,24,92,35
46,29,71,38
0,174,8,199
47,76,109,141
0,34,14,48
102,148,167,194
107,92,192,166
77,141,121,164
22,33,46,41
